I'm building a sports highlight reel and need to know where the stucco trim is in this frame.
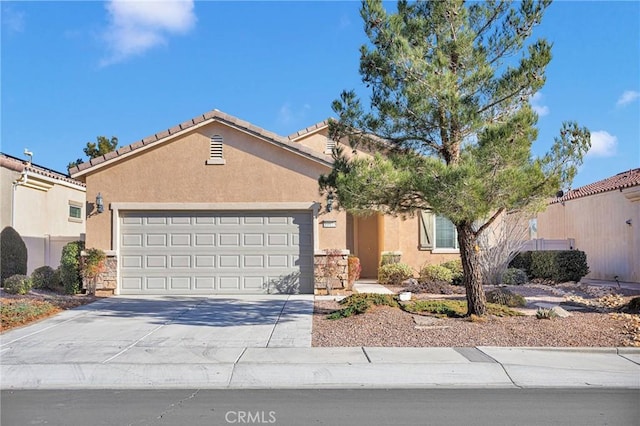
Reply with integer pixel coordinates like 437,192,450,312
109,202,318,211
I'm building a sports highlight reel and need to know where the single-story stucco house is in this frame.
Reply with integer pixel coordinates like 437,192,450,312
1,152,86,273
535,168,640,283
69,109,459,295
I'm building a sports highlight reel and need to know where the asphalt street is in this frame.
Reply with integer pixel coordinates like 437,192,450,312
2,388,639,426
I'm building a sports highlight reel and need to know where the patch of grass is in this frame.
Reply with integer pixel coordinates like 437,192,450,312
402,299,523,318
536,307,558,320
1,298,59,330
327,293,398,320
485,288,527,307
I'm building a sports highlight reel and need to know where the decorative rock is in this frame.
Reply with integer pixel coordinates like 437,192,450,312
399,292,412,301
403,278,418,287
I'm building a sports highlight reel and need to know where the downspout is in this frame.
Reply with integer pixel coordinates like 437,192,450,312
11,170,28,227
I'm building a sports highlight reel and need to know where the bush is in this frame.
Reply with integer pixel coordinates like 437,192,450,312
1,226,28,285
327,293,398,319
380,252,401,266
530,250,589,283
3,274,32,295
536,307,558,320
347,255,361,289
440,259,464,285
501,268,528,285
50,268,63,291
509,251,533,276
510,250,589,283
419,264,453,284
378,263,413,285
60,241,85,294
485,288,527,307
31,266,56,289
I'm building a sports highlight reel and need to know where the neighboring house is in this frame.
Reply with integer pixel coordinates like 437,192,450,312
1,153,86,273
535,169,640,283
69,109,459,296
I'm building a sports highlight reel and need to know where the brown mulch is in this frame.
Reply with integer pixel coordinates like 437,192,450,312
1,289,97,332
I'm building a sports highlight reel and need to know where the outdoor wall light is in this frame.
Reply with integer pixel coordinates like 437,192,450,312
96,193,104,214
326,191,335,212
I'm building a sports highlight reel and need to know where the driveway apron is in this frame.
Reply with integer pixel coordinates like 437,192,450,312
0,295,313,366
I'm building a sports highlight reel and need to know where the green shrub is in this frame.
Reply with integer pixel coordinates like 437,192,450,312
501,268,528,285
419,264,453,284
625,297,640,314
485,288,527,307
50,268,63,291
509,251,533,275
536,307,558,320
378,263,413,285
327,293,398,319
31,266,56,289
402,299,523,317
440,259,463,285
3,274,32,295
530,250,589,283
1,226,28,285
510,250,589,283
60,241,85,294
380,252,401,266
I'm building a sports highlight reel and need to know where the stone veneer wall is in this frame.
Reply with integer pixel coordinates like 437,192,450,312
314,250,349,294
84,255,117,296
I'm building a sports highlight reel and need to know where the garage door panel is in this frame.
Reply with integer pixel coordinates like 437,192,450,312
170,277,191,290
195,255,215,268
146,255,166,268
120,211,313,295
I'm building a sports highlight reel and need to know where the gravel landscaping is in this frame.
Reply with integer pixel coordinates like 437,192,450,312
313,283,640,347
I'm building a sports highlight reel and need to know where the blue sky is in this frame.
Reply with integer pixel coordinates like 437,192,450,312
2,1,638,189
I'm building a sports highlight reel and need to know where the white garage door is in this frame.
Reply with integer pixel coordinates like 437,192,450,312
119,211,314,295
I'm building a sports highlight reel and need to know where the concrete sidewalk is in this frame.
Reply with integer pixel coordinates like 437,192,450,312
2,346,638,390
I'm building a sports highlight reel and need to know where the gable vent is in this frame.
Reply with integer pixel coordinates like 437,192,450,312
325,138,336,154
206,135,226,165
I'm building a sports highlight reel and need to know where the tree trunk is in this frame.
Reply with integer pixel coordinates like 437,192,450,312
457,222,487,316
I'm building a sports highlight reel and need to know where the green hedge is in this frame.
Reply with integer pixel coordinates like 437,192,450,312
510,250,589,283
1,226,28,284
378,263,413,285
60,241,85,294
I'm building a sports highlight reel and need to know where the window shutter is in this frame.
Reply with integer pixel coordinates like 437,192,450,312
419,210,434,250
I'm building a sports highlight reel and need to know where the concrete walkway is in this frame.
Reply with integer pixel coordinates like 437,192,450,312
353,280,395,294
1,294,639,390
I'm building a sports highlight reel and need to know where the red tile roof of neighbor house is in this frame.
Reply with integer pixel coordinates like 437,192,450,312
0,152,86,187
68,109,334,178
552,168,640,204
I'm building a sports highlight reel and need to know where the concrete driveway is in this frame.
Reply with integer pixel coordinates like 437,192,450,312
0,295,313,366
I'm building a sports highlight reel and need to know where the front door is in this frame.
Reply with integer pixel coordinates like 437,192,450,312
355,214,381,279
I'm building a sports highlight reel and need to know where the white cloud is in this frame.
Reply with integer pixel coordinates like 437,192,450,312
101,0,196,66
530,92,549,117
616,90,640,107
2,5,25,33
588,130,617,157
277,102,311,127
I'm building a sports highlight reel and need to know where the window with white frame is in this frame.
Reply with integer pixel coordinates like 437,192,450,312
68,201,83,223
206,135,226,165
419,210,459,251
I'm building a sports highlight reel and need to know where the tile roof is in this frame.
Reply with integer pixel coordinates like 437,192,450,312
0,152,86,188
69,109,333,178
552,168,640,204
287,120,329,140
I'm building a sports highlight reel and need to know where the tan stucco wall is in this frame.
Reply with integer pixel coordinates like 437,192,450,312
84,122,348,251
1,167,86,272
293,130,331,154
383,215,459,275
537,190,640,283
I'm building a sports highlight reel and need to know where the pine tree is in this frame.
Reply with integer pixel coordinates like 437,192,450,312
320,0,590,316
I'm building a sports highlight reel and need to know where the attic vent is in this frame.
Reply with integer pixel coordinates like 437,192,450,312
206,135,226,165
325,138,336,154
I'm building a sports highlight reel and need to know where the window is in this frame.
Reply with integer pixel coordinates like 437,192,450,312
206,135,226,165
435,215,458,249
68,201,83,223
419,210,459,251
